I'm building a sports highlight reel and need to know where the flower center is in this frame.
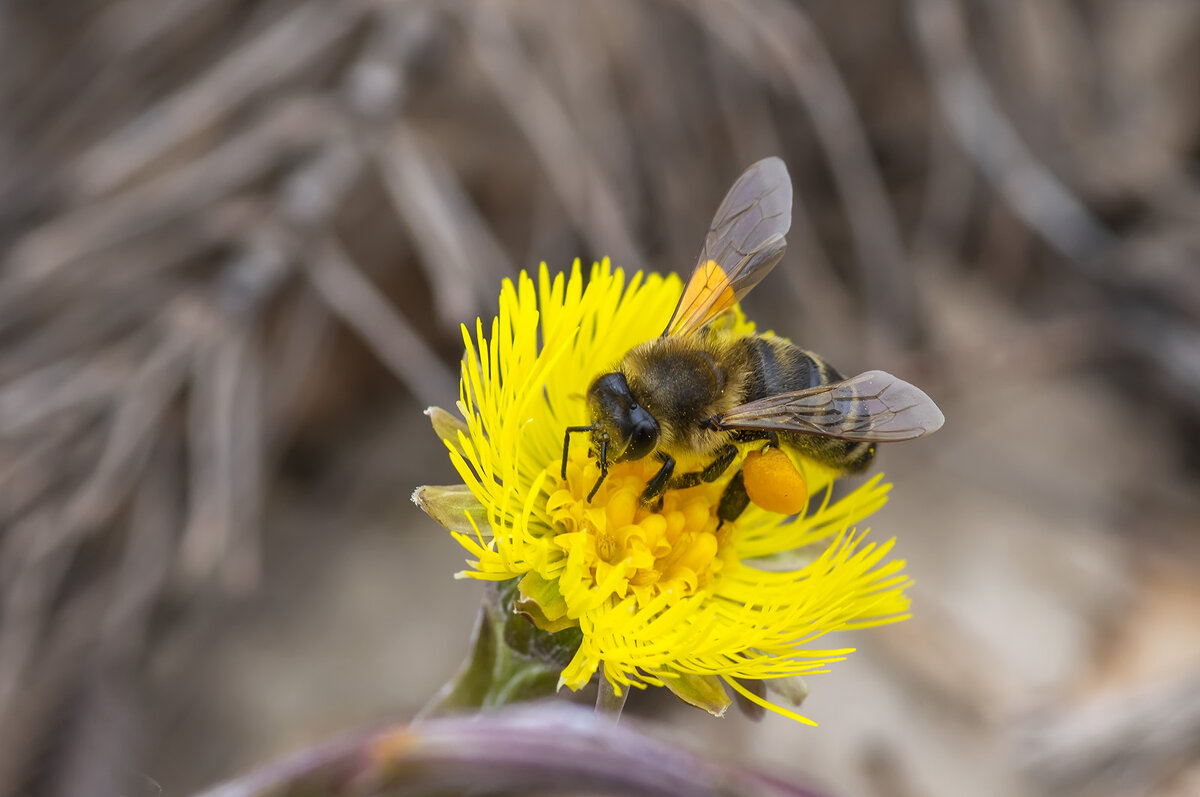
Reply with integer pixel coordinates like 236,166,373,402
545,452,738,608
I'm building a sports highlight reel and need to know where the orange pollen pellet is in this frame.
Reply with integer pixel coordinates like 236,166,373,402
742,447,809,515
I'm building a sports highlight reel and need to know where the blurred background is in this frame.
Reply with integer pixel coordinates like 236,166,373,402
3,1,1200,795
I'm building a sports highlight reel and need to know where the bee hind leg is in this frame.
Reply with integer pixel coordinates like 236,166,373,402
794,436,877,475
842,442,877,474
717,470,751,523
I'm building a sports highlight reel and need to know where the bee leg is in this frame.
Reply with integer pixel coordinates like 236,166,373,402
842,442,877,474
793,437,877,474
717,469,751,523
640,455,675,503
562,425,595,479
660,444,740,493
730,430,778,447
700,444,738,482
586,439,610,502
668,472,702,490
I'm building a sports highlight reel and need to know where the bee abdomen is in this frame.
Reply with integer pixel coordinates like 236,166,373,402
735,336,839,401
733,336,877,474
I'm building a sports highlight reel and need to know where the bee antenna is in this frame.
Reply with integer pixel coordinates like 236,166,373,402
561,425,595,479
587,439,609,502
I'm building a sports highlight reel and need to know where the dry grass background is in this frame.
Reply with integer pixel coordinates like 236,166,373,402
2,1,1200,795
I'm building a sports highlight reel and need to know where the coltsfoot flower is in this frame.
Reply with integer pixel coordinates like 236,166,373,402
422,261,911,722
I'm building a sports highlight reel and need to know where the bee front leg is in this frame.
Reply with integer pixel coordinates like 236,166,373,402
640,455,675,503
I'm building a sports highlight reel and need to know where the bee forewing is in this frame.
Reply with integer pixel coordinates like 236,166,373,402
703,157,792,271
837,370,946,439
664,157,793,337
715,370,945,442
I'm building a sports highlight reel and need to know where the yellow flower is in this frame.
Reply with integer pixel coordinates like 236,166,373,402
432,260,910,723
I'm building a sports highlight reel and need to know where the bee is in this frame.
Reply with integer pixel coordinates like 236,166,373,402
561,157,944,522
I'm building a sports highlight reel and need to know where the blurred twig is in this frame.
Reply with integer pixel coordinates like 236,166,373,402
5,97,333,287
70,0,367,199
689,0,919,343
464,2,645,271
376,125,514,326
908,0,1200,421
1018,672,1200,797
304,235,457,406
908,0,1115,266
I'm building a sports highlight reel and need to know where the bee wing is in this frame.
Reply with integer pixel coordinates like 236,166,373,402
714,370,945,442
663,157,793,338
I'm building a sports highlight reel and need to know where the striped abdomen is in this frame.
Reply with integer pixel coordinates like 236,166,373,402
732,336,876,473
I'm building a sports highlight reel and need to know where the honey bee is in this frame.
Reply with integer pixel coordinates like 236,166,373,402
561,157,944,522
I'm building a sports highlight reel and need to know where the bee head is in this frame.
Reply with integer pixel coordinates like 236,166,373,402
587,372,659,463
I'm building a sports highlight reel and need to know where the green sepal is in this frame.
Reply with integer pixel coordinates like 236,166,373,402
412,484,488,534
497,579,582,669
514,572,574,633
766,675,809,707
425,405,469,458
661,669,732,717
421,580,583,716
